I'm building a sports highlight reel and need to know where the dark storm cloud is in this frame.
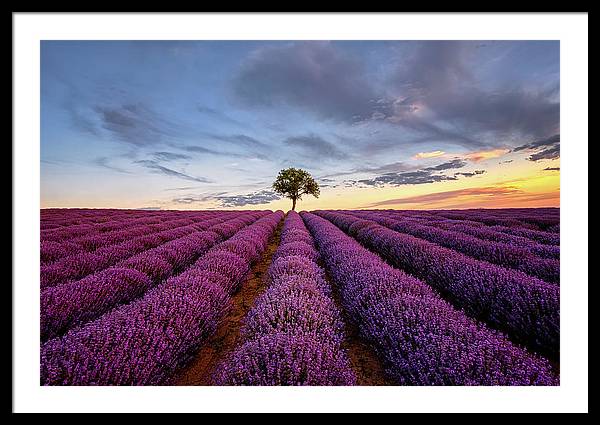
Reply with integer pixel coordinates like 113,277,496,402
232,41,390,123
513,134,560,161
283,135,348,159
134,160,212,183
94,103,184,146
215,190,281,207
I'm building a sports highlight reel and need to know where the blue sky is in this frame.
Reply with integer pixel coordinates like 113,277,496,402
41,40,560,210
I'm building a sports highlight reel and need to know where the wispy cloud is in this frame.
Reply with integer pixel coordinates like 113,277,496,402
543,167,560,171
197,106,246,128
283,134,348,160
414,150,445,159
152,151,192,161
367,185,522,207
91,157,132,174
94,103,185,146
134,160,212,183
462,148,509,162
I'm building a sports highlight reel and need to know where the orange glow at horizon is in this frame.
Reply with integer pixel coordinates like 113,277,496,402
41,158,560,212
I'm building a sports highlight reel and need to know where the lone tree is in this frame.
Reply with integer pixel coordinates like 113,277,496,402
272,167,320,211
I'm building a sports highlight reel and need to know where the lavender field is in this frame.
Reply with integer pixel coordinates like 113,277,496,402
40,207,559,386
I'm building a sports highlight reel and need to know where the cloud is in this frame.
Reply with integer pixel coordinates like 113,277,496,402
528,146,560,161
513,134,560,151
513,134,560,161
352,158,482,187
152,151,192,161
91,157,132,174
215,190,281,207
163,186,202,191
368,185,522,206
388,41,559,142
454,170,486,177
424,159,467,171
197,106,246,128
134,160,212,183
320,161,418,179
462,149,509,162
358,171,458,186
283,135,348,159
180,144,244,157
414,150,445,159
232,41,388,123
94,103,184,146
543,167,560,171
365,183,559,209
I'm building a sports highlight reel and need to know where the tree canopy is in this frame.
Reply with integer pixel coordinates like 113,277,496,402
272,168,320,211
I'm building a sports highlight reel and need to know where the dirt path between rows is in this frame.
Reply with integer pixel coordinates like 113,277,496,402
173,219,284,386
324,270,395,386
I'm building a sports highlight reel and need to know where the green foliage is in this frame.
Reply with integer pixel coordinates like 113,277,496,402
272,168,320,210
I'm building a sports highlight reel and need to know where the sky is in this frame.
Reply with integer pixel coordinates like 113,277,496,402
41,40,560,211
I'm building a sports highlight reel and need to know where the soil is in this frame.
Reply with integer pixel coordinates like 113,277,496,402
174,215,393,386
324,270,395,386
173,219,284,386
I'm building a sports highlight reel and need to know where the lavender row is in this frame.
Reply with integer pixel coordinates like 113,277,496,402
40,212,263,342
40,209,236,240
215,211,355,385
314,211,559,357
302,212,557,385
41,211,284,385
40,212,255,289
41,211,226,244
347,211,559,284
41,209,165,229
429,209,559,231
376,211,560,257
41,215,218,265
360,209,560,245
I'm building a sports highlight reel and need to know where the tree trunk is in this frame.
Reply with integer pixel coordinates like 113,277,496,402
291,197,296,211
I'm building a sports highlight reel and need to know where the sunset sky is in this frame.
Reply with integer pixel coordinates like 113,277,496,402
41,40,560,210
